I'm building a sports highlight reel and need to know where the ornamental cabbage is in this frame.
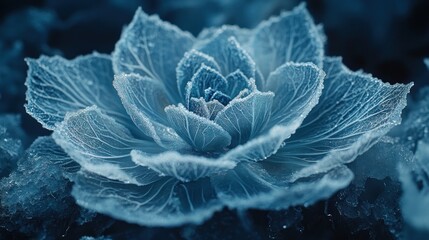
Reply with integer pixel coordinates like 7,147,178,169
25,4,411,226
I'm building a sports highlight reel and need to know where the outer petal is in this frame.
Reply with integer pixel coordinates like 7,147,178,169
176,50,220,100
112,8,195,100
214,91,274,146
25,53,128,130
211,162,352,209
275,57,412,180
72,171,223,227
250,3,324,78
131,150,236,182
165,104,231,152
114,74,189,150
53,106,162,186
265,62,325,127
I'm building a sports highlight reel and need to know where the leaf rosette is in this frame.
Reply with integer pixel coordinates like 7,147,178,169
25,4,411,226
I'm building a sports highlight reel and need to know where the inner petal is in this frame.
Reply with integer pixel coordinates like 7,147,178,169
186,65,227,104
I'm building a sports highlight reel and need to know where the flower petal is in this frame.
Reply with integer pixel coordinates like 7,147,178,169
176,50,220,100
198,35,255,79
131,150,236,182
72,171,223,226
113,74,189,150
25,53,128,130
225,70,252,99
165,104,231,152
211,162,352,209
214,91,274,146
186,65,227,104
112,8,194,100
275,57,412,180
265,62,325,127
53,106,162,186
221,125,295,163
250,3,324,78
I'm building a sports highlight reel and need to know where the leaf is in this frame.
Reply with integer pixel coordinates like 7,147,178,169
265,62,325,127
53,106,162,186
176,50,220,100
198,34,255,79
72,171,223,226
114,74,189,150
112,8,195,101
275,57,412,181
186,65,227,104
25,53,129,130
214,91,274,146
211,162,352,209
165,104,231,152
250,3,324,78
224,70,252,99
131,150,235,182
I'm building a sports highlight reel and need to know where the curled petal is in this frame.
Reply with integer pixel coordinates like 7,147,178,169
112,8,194,100
114,74,189,150
131,150,236,182
221,125,296,163
250,3,324,78
186,65,227,103
214,91,274,146
176,50,220,100
211,162,352,209
72,171,223,226
265,62,325,127
165,104,231,152
198,35,255,79
225,70,252,99
25,53,128,130
53,106,162,186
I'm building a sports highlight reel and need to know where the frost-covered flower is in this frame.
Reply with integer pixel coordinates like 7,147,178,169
25,4,411,226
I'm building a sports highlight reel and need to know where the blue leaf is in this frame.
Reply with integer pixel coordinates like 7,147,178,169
265,62,325,127
189,97,210,118
53,106,162,186
198,34,255,79
72,171,223,226
211,162,352,209
176,50,220,100
275,57,412,180
214,91,274,146
224,70,252,99
114,74,189,150
250,3,324,78
131,150,235,182
220,125,294,163
186,65,227,104
206,100,225,120
165,104,231,152
112,8,195,101
25,53,128,130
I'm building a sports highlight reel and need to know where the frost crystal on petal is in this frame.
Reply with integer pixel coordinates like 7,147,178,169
26,53,128,130
22,3,413,228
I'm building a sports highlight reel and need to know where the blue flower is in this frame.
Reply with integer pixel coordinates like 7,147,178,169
25,4,411,226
